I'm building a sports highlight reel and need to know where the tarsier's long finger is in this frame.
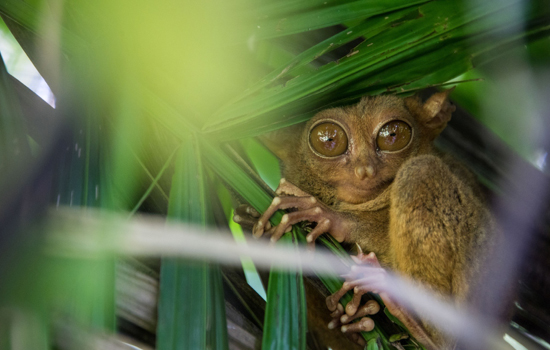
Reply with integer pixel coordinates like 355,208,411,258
275,178,311,197
233,214,258,229
345,286,367,316
327,303,344,330
267,226,292,243
330,303,345,318
235,204,260,218
341,300,380,324
326,280,356,311
252,196,317,238
306,218,331,245
341,317,375,333
264,226,276,237
269,207,322,242
344,273,386,316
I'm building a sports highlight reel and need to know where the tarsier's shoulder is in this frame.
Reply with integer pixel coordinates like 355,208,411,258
389,151,492,254
393,151,485,205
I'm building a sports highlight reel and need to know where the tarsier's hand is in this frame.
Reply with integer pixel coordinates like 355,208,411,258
325,248,387,345
233,204,261,231
250,178,351,246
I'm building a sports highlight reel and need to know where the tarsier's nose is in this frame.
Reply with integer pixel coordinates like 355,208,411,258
355,165,375,180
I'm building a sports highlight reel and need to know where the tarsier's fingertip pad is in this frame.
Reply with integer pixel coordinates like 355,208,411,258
328,320,338,330
363,300,380,315
326,297,337,311
252,222,263,237
345,303,356,316
246,206,260,217
362,317,375,332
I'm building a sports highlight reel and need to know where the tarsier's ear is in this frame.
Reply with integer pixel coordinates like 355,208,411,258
258,123,304,162
421,87,456,137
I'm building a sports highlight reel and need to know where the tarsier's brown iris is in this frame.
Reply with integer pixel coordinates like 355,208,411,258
309,122,348,157
377,120,412,151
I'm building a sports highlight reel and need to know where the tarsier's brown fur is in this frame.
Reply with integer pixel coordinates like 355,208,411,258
252,91,494,349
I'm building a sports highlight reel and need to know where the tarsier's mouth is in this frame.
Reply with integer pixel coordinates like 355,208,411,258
336,178,394,204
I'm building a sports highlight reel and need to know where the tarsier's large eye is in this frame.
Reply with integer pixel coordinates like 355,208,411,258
309,122,348,157
377,120,412,152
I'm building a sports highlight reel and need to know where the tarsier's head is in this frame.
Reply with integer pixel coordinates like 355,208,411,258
262,90,455,205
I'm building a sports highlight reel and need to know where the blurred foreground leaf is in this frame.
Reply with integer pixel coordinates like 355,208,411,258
157,136,228,350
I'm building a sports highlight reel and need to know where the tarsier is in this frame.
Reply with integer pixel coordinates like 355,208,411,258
234,90,494,349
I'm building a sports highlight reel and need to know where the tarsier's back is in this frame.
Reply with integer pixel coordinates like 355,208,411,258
246,91,496,349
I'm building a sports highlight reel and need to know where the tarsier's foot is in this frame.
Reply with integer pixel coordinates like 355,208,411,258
328,247,439,350
325,248,386,345
252,178,350,245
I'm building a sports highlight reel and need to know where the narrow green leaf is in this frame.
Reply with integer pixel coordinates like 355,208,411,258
253,0,428,39
262,232,307,350
367,338,381,350
157,135,228,350
209,267,230,350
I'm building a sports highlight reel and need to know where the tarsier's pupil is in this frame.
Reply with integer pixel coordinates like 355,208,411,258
377,120,412,151
309,122,348,157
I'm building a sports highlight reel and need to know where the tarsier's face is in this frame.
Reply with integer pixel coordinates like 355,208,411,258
302,95,429,204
